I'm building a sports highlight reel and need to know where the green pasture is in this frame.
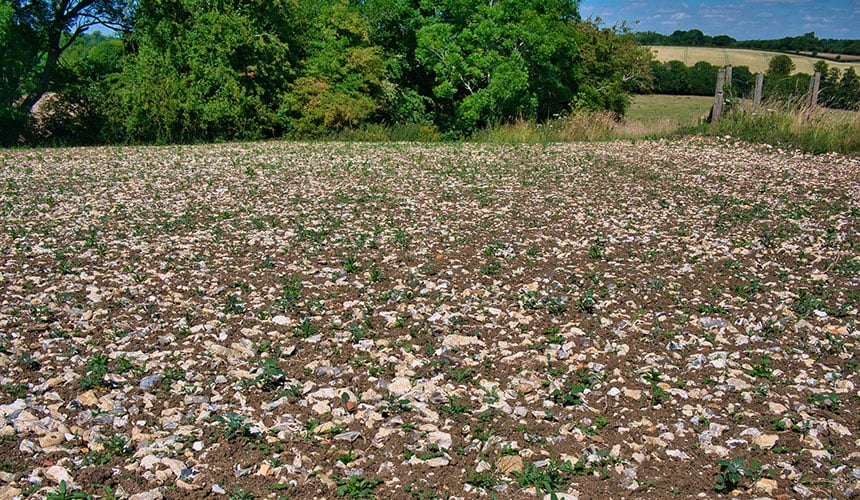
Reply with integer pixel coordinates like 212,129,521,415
626,94,714,127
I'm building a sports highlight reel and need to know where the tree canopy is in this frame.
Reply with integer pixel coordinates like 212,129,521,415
2,0,652,144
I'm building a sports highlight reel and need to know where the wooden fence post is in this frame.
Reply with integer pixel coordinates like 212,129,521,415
711,68,726,123
806,71,821,110
753,73,764,109
725,66,733,90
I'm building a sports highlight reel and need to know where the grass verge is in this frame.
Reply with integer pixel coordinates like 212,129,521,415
706,100,860,154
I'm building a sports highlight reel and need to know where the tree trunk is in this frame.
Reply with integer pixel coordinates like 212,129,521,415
17,30,63,114
15,0,98,114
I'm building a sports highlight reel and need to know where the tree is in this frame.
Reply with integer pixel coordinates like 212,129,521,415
763,54,798,101
109,0,296,142
411,0,597,134
731,65,754,98
688,61,717,96
834,67,859,110
1,0,41,143
0,0,132,144
27,32,124,145
651,60,691,94
573,19,654,111
361,0,433,125
766,55,794,78
817,63,843,108
712,35,735,47
282,0,388,136
13,0,134,114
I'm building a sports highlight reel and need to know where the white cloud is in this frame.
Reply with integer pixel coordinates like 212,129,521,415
670,12,692,21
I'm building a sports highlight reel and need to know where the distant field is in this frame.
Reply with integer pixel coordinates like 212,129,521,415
626,94,713,127
797,51,860,63
648,46,860,74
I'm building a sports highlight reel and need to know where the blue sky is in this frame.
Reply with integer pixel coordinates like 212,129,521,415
579,0,860,39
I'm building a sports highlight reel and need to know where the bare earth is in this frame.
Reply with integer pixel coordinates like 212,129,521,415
0,138,858,499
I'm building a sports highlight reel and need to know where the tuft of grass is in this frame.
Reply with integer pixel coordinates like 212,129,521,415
708,100,860,154
473,106,691,143
330,123,442,142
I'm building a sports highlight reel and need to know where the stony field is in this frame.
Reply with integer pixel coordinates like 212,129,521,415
0,138,858,499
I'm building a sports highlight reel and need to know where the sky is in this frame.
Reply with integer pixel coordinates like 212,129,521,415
579,0,860,40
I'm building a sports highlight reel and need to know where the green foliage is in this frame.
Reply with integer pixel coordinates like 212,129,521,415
0,0,39,144
573,20,653,114
713,456,770,493
833,67,860,110
46,481,91,500
549,382,585,407
214,412,259,441
110,0,296,143
5,0,654,143
1,0,131,145
767,55,795,78
251,358,286,391
515,458,579,498
465,469,497,490
80,353,109,389
762,55,810,101
637,30,860,56
335,475,383,498
282,1,387,136
650,60,754,97
411,0,644,133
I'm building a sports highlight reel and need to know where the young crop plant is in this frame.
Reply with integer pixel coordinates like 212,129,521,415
335,475,383,499
643,368,669,405
515,457,580,498
549,381,585,407
293,318,320,339
576,290,596,313
480,260,501,275
588,242,604,260
250,358,286,391
46,481,91,500
465,469,497,490
214,412,259,441
439,396,470,417
221,294,246,315
807,392,840,411
744,355,775,381
100,435,132,457
79,354,109,389
342,255,361,274
713,456,772,493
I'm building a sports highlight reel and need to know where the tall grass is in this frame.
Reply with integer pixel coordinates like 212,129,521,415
331,123,442,142
709,100,860,154
473,111,680,143
318,100,858,154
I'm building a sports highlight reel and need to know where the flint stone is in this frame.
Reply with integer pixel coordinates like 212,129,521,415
44,465,73,486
